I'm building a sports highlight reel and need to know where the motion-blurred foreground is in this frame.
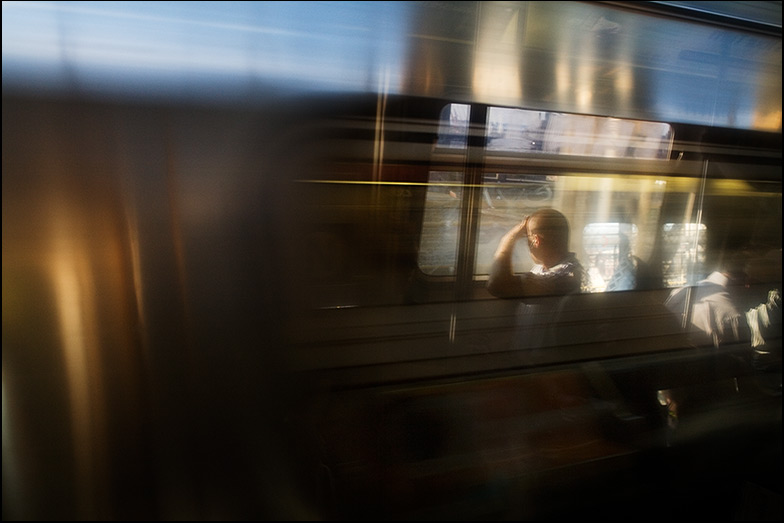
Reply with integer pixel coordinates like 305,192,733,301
3,2,781,520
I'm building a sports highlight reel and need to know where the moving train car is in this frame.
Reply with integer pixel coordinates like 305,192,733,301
3,1,781,520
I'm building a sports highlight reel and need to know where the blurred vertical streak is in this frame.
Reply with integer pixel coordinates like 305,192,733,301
111,106,200,519
1,97,194,520
49,209,107,520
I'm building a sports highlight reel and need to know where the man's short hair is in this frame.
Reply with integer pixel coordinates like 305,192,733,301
530,208,570,251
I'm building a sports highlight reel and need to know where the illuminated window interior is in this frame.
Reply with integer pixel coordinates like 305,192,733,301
583,223,639,292
420,103,675,278
662,222,707,287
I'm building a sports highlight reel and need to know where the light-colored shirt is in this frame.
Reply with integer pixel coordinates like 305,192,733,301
489,252,586,298
665,271,744,347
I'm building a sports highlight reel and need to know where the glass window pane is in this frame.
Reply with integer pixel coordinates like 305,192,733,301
484,106,674,159
662,223,707,286
486,107,547,152
476,174,668,290
583,223,639,292
436,103,470,149
475,173,556,275
418,171,463,275
543,114,673,159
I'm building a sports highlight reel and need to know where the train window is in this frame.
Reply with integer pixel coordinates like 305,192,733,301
422,103,678,280
419,103,471,275
484,107,674,159
474,174,668,281
583,223,639,292
436,103,469,149
542,113,673,159
418,171,464,276
475,173,557,275
487,107,547,152
661,222,707,287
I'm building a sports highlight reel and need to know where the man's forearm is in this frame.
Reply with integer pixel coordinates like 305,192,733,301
488,223,525,296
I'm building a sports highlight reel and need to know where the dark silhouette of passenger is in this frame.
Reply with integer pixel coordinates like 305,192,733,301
606,233,658,291
664,257,781,350
487,208,586,298
660,255,781,437
488,208,586,358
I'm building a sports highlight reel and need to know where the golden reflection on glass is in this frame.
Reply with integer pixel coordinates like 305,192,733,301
554,60,570,102
49,208,107,519
614,67,634,105
575,64,594,113
752,59,782,131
